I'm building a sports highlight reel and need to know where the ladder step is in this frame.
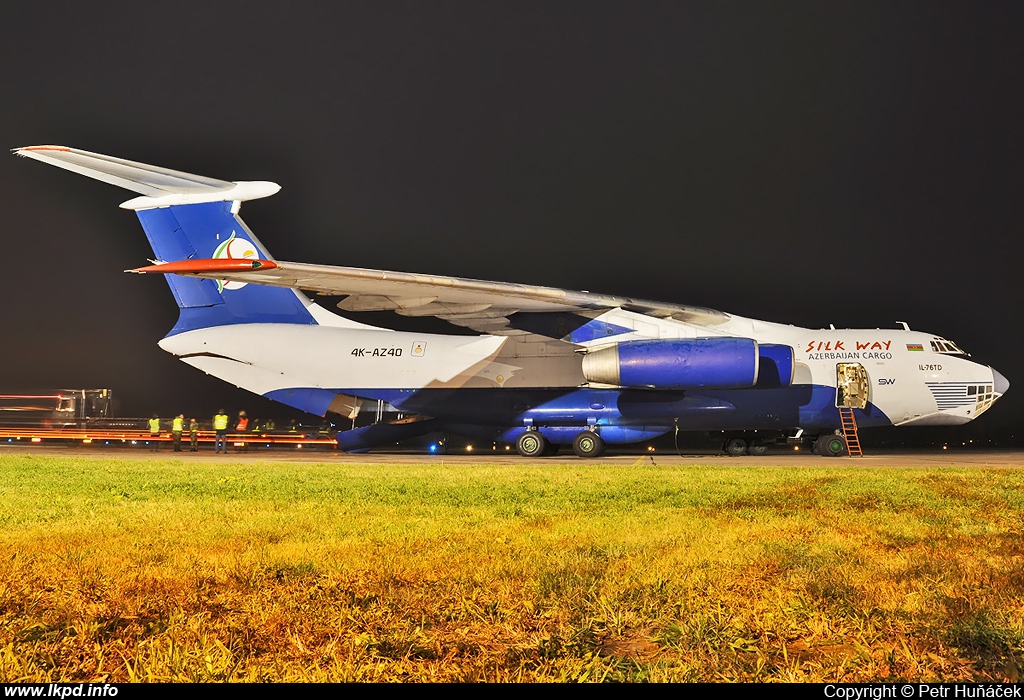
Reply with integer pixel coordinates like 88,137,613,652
838,406,864,456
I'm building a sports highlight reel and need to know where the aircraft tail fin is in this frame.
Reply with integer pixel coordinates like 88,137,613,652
15,146,317,335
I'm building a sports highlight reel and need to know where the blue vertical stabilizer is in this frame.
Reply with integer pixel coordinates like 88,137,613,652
135,202,316,334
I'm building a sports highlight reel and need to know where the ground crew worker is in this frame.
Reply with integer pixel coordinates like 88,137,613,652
171,414,184,452
213,409,229,454
265,418,276,432
234,413,249,450
189,417,199,452
148,414,161,451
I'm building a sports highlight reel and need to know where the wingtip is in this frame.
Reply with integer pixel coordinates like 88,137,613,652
13,145,72,157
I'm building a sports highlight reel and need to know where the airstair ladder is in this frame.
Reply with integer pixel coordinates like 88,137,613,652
838,407,863,457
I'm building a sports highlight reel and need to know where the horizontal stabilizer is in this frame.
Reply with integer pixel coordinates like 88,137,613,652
14,145,279,210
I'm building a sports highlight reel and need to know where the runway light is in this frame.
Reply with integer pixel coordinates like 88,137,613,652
82,438,92,444
466,445,473,452
505,445,510,451
31,437,42,443
647,446,655,452
233,442,245,447
943,445,948,450
429,444,438,453
794,446,800,451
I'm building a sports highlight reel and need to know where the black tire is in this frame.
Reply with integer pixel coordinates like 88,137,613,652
516,431,548,458
572,431,605,458
725,438,747,456
815,434,847,457
748,442,769,456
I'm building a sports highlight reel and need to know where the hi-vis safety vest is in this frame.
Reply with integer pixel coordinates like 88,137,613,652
214,414,229,431
172,417,183,432
149,418,160,433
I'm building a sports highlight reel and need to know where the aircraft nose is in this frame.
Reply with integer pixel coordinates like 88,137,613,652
993,368,1010,395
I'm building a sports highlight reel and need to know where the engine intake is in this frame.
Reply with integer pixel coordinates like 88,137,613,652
582,338,762,389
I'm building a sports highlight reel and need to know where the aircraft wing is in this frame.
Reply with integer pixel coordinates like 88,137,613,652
132,259,731,335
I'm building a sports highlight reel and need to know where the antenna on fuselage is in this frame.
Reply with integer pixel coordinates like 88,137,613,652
896,321,911,330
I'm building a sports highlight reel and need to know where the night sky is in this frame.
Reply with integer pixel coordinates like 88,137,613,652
1,3,1021,438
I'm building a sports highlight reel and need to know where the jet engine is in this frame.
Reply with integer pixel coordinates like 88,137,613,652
582,338,768,389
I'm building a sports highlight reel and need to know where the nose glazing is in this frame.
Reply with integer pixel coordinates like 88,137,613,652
992,368,1009,396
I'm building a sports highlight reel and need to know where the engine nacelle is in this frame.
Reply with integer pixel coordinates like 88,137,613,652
582,338,760,389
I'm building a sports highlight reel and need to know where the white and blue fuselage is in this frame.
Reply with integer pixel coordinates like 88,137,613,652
157,304,1007,449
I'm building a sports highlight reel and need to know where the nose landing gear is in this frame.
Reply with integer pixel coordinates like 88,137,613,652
813,433,848,457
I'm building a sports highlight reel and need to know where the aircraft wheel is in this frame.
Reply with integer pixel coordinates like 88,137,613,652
572,431,605,458
748,442,770,456
725,438,747,456
815,434,847,457
516,431,548,458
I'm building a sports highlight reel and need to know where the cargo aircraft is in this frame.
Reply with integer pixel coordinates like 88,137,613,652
16,146,1008,457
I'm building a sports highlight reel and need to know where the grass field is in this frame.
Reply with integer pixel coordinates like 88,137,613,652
1,453,1022,682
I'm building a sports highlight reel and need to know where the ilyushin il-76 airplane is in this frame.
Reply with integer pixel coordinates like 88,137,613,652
16,146,1009,457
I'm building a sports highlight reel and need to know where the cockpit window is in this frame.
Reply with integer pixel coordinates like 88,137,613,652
930,338,968,355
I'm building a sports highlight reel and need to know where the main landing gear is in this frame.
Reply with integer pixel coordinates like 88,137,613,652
515,430,606,458
516,431,547,458
723,437,771,456
572,430,605,458
724,429,851,456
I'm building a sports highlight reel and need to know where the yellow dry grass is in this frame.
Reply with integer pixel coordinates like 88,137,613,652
0,454,1021,682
